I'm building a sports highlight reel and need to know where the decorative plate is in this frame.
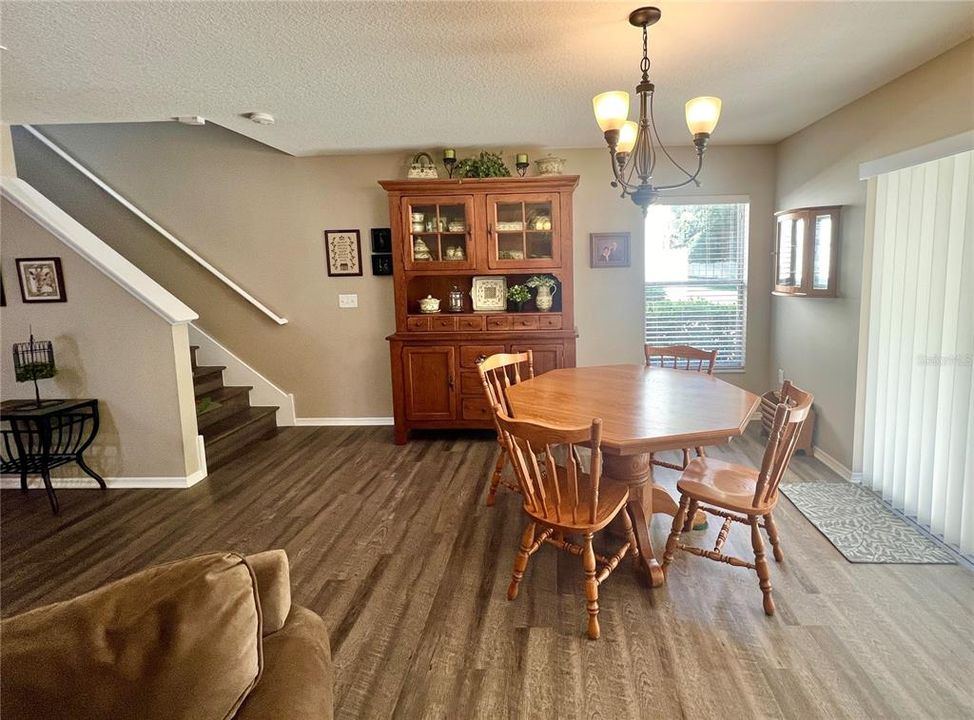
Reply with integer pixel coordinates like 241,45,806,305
470,276,507,312
496,221,524,232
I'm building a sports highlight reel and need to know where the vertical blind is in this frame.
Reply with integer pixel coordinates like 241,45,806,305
645,202,749,369
862,149,973,556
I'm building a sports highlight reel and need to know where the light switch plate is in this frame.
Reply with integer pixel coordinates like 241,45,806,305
338,293,358,308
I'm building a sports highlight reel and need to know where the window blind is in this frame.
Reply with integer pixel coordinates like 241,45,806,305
645,202,749,369
862,149,973,556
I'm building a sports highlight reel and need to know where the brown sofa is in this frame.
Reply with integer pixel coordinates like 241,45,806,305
0,550,333,720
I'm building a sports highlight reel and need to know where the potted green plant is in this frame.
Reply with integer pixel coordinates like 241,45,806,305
525,275,558,312
455,151,511,178
507,284,531,312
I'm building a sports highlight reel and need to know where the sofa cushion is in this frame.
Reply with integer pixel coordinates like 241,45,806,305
232,605,334,720
0,551,263,720
246,550,291,635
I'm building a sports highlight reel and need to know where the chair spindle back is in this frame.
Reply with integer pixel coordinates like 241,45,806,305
752,381,814,508
644,344,717,374
493,405,603,525
477,351,534,418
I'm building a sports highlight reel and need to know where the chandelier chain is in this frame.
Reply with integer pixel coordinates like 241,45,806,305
640,26,650,78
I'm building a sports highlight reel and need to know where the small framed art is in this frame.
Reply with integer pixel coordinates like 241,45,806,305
590,232,631,268
371,255,393,276
16,257,67,302
324,230,363,277
370,228,392,254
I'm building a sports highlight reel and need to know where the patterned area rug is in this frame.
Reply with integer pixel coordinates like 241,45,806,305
779,482,956,564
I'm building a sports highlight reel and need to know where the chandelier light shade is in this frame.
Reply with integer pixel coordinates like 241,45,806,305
593,91,631,132
685,96,722,136
594,6,722,214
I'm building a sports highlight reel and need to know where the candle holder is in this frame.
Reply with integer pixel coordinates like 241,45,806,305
516,161,529,177
443,149,458,178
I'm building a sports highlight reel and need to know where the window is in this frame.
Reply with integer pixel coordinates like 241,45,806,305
644,201,749,370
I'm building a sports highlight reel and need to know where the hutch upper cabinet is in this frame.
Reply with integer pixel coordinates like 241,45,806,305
380,176,579,444
773,206,840,297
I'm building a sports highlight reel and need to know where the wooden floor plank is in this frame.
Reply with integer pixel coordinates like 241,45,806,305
2,425,972,719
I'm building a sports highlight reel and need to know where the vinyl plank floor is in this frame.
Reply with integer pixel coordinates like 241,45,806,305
2,425,972,719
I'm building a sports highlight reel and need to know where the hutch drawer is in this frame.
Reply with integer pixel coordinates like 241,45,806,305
457,316,485,331
461,345,505,367
538,315,562,330
511,315,539,330
461,397,492,422
486,315,511,331
406,316,430,331
430,316,458,331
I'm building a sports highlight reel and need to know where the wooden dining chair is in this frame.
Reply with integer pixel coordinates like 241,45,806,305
661,381,813,616
644,344,718,472
494,405,637,639
477,351,534,506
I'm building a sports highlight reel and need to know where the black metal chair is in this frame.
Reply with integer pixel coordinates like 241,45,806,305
1,405,105,514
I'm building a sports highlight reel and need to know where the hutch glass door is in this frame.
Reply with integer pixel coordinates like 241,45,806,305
403,195,475,270
487,193,561,269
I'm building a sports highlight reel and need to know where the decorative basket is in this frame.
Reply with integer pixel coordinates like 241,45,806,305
408,152,439,179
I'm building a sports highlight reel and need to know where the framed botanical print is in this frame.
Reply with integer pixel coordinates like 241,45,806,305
16,257,67,302
590,232,631,268
370,228,392,254
324,230,363,277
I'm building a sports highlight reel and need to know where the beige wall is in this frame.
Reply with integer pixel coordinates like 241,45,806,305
11,124,777,420
1,125,16,177
0,197,198,479
772,39,974,470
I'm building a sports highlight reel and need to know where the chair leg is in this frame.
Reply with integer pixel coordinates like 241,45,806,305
681,448,690,470
508,521,536,601
682,499,699,532
750,517,774,616
19,466,28,494
486,448,507,507
662,494,690,575
765,511,784,562
582,532,600,640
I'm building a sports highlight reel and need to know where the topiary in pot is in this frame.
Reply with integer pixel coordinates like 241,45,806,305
455,151,511,178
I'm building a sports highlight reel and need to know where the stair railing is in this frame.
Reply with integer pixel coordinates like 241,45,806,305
21,124,288,326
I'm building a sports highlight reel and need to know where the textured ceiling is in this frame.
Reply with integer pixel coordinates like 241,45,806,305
1,1,972,156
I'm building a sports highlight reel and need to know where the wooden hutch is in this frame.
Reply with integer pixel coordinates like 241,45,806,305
379,175,579,444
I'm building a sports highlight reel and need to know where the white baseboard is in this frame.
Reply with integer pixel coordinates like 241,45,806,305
1,476,201,489
294,417,394,426
1,435,210,491
811,447,854,481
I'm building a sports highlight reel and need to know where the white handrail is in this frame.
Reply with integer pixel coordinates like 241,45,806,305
21,125,288,325
1,177,198,325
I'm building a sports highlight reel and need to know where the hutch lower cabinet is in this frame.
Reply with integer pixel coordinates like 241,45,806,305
380,175,579,444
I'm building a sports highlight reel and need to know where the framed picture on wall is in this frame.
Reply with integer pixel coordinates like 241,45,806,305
590,232,631,268
16,257,67,302
370,228,392,254
324,230,363,277
371,254,393,276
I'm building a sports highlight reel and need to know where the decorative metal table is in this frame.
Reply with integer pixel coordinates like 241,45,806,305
0,398,105,514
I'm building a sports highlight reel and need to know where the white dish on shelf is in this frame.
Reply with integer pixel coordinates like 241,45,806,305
470,276,507,311
496,221,524,232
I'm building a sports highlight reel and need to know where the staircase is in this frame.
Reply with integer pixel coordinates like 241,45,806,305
191,345,278,470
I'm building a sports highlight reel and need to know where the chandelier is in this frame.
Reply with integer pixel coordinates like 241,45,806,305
593,6,722,215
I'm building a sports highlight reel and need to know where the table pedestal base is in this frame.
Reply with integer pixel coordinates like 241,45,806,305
603,452,705,588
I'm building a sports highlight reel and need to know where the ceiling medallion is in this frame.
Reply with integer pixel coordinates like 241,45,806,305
593,6,722,215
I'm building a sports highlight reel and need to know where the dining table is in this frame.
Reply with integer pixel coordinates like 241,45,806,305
506,364,760,587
